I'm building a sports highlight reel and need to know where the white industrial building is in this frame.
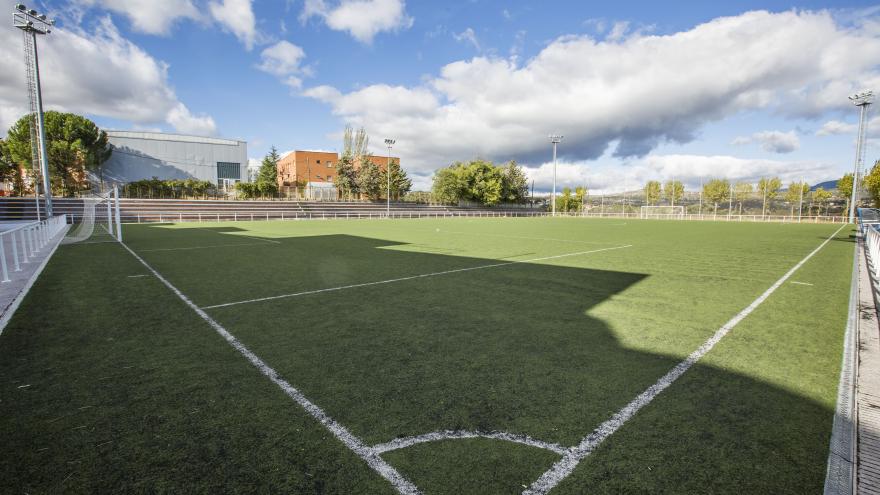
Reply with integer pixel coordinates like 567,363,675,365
101,131,249,189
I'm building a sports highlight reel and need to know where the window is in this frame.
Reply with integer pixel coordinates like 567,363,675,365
316,159,321,164
217,162,241,180
327,162,334,168
327,175,332,181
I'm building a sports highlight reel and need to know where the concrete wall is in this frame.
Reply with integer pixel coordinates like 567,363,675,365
101,131,248,185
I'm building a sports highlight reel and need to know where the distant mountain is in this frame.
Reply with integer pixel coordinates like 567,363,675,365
811,180,837,191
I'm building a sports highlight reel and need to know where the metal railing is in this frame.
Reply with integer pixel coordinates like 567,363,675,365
0,214,67,283
77,210,850,224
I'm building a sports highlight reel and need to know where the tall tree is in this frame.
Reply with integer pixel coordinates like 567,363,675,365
5,111,111,195
757,176,782,216
734,182,753,214
358,158,385,200
663,180,684,205
432,165,466,204
813,187,832,215
386,159,412,199
574,185,587,211
863,160,880,207
501,161,529,203
784,181,809,217
333,154,359,200
838,172,854,213
703,178,730,215
255,146,280,196
644,181,661,205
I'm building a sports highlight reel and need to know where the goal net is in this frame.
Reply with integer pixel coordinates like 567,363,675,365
640,205,685,220
62,189,122,244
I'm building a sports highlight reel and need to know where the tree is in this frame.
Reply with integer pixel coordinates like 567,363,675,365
5,111,111,195
333,154,359,200
574,185,587,211
784,181,809,217
432,165,466,204
0,139,21,195
501,161,529,203
644,181,661,205
255,146,280,196
734,182,753,214
358,158,385,200
703,178,730,215
813,187,832,215
663,180,684,205
838,172,854,214
757,176,782,216
386,159,412,199
864,160,880,207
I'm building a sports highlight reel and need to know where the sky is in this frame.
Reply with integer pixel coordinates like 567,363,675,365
1,0,880,193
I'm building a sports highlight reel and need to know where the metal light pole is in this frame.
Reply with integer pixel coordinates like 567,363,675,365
384,138,395,217
549,135,563,216
849,91,873,223
13,4,54,217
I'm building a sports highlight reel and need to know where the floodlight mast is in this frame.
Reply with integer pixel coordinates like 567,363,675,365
549,135,563,216
849,90,873,223
13,3,54,217
384,138,395,217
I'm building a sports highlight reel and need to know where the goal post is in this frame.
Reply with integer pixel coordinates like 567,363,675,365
640,205,685,220
62,187,122,244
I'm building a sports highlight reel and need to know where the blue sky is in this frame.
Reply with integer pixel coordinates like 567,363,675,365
1,0,879,192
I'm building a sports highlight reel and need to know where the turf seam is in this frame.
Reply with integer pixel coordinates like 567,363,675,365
523,223,848,495
202,244,633,309
371,430,568,455
117,240,421,495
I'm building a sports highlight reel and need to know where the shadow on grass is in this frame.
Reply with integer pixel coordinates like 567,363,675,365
0,222,845,494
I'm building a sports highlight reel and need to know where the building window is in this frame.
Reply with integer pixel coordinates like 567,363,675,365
328,162,334,168
327,175,332,181
316,159,321,164
217,162,241,181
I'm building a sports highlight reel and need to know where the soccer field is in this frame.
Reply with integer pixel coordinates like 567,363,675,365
0,217,854,494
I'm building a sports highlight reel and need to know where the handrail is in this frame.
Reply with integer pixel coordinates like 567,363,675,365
0,214,67,283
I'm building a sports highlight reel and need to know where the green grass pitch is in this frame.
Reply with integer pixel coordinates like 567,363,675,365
0,217,854,494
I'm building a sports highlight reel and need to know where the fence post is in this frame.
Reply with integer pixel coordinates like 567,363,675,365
11,231,20,272
0,235,9,282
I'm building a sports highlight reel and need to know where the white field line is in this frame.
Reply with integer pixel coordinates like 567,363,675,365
523,223,848,495
372,430,568,455
127,274,148,278
202,244,633,310
791,281,814,286
138,242,271,252
118,241,421,495
405,226,614,247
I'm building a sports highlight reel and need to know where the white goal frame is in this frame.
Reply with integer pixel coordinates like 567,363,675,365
640,205,685,220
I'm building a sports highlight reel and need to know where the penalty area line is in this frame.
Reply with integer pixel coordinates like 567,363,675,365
202,244,633,310
117,241,420,495
523,223,848,495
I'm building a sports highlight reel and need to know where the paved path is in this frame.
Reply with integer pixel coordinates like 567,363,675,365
858,236,880,494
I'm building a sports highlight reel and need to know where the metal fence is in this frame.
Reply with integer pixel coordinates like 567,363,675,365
60,210,851,224
0,214,68,283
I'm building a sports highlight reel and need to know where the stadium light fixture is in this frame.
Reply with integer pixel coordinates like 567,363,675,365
549,135,563,216
13,3,55,217
384,138,395,217
848,90,873,223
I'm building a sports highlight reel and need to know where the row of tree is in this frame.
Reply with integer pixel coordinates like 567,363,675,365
333,126,412,201
431,159,529,206
640,174,852,215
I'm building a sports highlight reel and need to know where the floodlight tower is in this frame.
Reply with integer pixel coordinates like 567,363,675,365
848,90,873,223
549,135,563,216
384,138,395,217
13,3,54,217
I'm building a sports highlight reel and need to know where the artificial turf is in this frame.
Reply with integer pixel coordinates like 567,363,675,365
0,217,854,494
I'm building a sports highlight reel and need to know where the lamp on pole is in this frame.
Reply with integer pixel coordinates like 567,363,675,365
549,135,563,216
13,3,54,217
849,91,873,223
384,138,395,217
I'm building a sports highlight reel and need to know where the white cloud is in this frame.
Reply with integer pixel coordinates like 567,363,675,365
453,28,480,52
257,40,306,77
300,0,413,44
80,0,201,35
523,154,830,194
0,9,215,136
81,0,258,49
817,117,880,138
731,130,800,153
208,0,258,50
303,9,880,175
